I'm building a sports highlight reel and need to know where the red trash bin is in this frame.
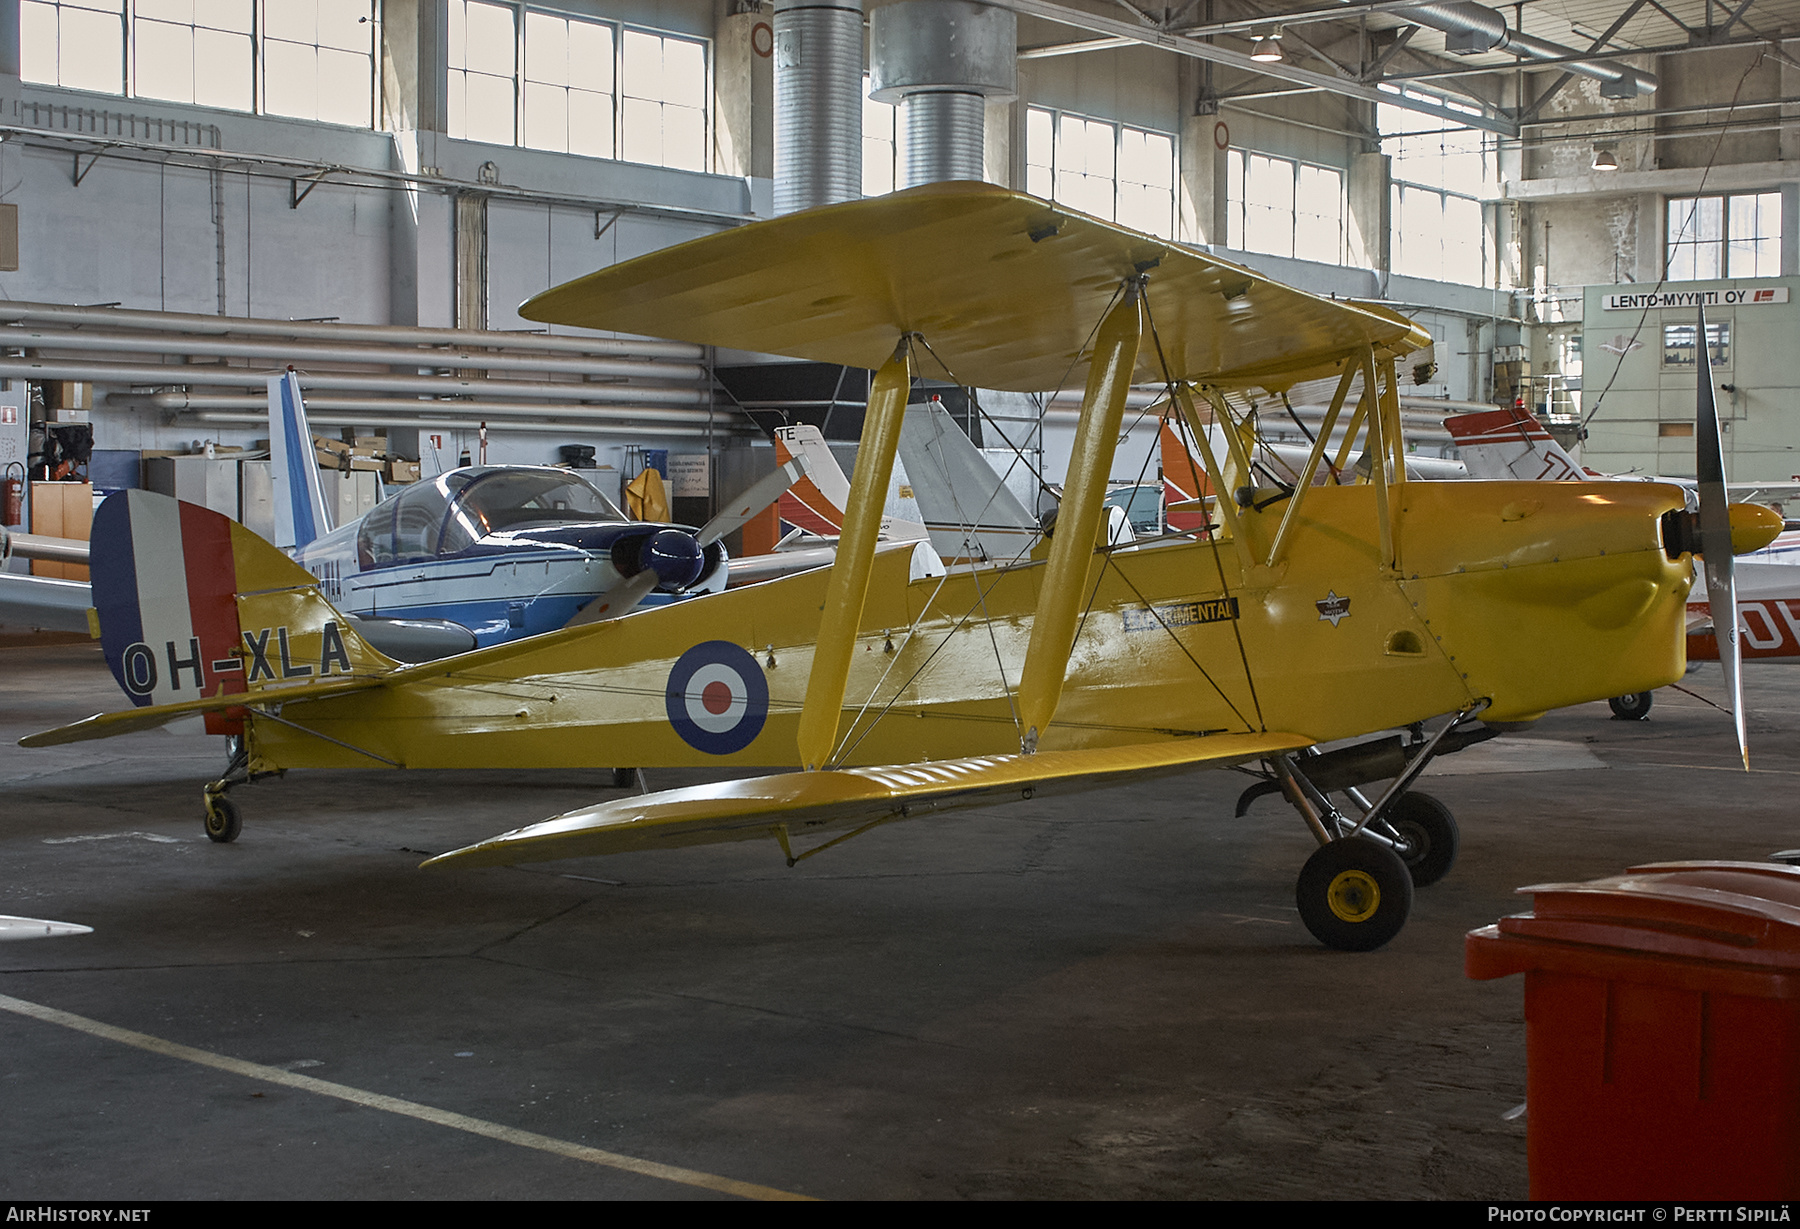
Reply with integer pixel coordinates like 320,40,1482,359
1467,860,1800,1200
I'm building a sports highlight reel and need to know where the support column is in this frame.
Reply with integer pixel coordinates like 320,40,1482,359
796,338,913,770
1347,152,1390,274
1016,285,1143,751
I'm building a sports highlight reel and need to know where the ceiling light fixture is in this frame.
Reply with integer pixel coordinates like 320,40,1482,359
1249,27,1284,62
1592,148,1619,171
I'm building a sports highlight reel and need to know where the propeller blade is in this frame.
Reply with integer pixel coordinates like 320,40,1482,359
565,567,661,628
1693,305,1748,769
695,456,810,548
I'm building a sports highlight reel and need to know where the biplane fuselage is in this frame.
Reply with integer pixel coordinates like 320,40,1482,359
240,476,1689,777
23,184,1712,947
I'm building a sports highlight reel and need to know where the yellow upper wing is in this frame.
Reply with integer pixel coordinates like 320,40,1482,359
424,732,1309,868
522,182,1427,394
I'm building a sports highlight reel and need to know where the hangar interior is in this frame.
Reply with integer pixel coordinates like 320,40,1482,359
5,0,1800,1204
0,0,1796,536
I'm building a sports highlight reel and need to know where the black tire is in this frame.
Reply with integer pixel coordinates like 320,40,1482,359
203,795,242,844
1609,691,1653,721
1295,837,1413,952
1387,791,1459,888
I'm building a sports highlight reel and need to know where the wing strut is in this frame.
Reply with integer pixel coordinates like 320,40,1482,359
1265,360,1358,568
1171,384,1254,575
1360,347,1398,573
1016,280,1144,752
796,336,913,771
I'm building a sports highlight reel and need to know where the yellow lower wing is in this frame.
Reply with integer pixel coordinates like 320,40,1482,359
423,732,1311,869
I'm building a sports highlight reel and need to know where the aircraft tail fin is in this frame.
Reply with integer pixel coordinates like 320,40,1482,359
771,423,929,543
1158,419,1214,533
1442,405,1586,482
772,425,851,537
86,490,395,732
897,398,1037,564
269,369,334,551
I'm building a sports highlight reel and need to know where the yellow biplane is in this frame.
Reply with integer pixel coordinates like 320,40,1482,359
24,182,1764,951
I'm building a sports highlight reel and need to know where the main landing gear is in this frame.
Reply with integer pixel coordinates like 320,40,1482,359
1241,706,1489,951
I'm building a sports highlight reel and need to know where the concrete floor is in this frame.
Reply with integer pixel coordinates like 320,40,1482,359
3,642,1796,1200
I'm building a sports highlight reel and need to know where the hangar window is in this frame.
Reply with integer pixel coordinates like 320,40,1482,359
1391,185,1484,286
132,0,254,113
1025,107,1175,239
22,0,376,127
1666,193,1782,281
21,1,125,95
262,1,378,129
449,3,709,172
1226,150,1344,264
1379,98,1491,286
448,0,520,145
619,29,708,172
522,9,615,158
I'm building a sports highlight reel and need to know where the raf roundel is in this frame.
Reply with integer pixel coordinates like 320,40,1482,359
665,641,770,755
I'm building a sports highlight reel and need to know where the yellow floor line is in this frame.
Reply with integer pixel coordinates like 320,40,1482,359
0,992,812,1201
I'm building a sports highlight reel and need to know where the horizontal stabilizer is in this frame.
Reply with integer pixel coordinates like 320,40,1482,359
424,732,1311,869
20,675,383,747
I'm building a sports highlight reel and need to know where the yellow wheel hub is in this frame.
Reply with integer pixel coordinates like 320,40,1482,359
1326,869,1381,923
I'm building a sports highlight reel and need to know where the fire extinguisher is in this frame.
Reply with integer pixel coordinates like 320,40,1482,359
2,462,23,528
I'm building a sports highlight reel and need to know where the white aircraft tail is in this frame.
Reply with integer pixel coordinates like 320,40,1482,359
771,424,928,544
268,369,334,551
897,398,1038,564
1443,405,1589,483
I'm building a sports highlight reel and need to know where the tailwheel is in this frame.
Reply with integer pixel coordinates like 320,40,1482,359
1609,691,1653,721
1386,791,1458,888
203,792,242,843
1295,837,1412,951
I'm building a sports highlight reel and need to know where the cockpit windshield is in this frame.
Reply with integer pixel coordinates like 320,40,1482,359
357,468,626,567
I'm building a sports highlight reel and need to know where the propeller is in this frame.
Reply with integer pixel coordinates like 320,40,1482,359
565,455,810,628
1693,305,1747,769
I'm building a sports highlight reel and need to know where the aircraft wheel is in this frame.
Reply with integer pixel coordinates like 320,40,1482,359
1388,792,1458,888
203,795,242,844
1295,837,1412,952
1609,691,1653,721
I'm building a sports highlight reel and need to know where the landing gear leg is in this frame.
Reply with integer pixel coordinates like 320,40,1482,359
202,737,250,844
1342,786,1459,888
1269,704,1484,949
1273,755,1412,951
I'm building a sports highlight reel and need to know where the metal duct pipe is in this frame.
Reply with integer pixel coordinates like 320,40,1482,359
133,391,723,426
0,301,704,361
3,327,708,383
899,92,986,187
773,0,864,214
871,0,1017,189
188,411,752,439
1404,4,1657,96
0,358,708,405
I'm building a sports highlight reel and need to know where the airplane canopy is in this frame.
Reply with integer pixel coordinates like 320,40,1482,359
521,182,1429,395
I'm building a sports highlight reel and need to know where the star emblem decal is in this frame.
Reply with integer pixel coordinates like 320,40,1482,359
1316,591,1352,627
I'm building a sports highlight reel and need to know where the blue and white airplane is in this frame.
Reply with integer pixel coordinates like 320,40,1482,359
269,370,805,660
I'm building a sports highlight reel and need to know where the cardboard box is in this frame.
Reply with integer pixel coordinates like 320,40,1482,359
388,460,421,483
